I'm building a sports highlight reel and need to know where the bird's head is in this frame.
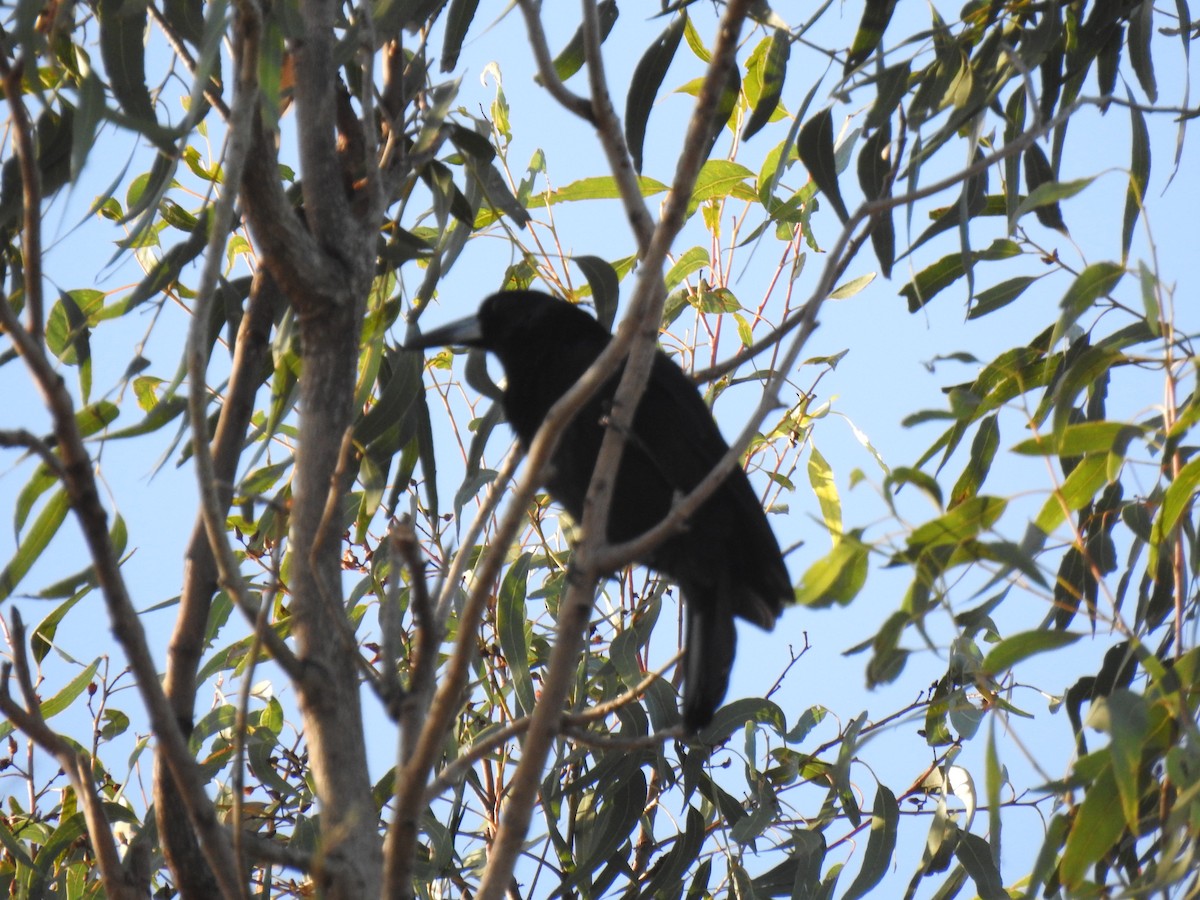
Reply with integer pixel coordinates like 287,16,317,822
404,290,604,366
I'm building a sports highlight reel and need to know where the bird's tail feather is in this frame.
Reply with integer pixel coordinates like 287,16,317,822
682,593,736,733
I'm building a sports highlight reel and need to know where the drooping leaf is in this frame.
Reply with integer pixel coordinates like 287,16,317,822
0,489,71,602
572,255,620,331
625,13,687,173
440,0,481,71
1022,142,1068,231
535,0,618,85
844,0,897,74
797,108,850,223
496,553,534,715
742,29,790,140
841,785,899,899
1122,100,1150,262
1050,262,1125,347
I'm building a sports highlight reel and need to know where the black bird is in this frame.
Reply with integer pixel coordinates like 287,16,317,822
408,290,792,731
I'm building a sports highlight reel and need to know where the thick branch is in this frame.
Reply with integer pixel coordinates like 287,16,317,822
157,268,281,896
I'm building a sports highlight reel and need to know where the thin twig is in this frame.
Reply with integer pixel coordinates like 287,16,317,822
0,429,65,478
0,613,136,899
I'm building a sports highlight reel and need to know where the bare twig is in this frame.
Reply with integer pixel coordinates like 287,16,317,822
0,428,65,478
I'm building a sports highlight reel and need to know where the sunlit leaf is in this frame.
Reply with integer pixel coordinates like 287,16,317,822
982,629,1081,674
0,489,70,602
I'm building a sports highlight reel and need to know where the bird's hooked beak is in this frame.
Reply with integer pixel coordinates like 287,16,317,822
404,313,484,350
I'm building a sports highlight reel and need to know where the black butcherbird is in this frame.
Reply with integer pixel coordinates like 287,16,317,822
408,290,791,731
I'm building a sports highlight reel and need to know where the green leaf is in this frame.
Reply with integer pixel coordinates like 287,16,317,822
794,535,868,608
535,174,669,208
440,0,480,71
98,0,157,127
665,247,710,291
954,831,1007,899
32,593,87,664
496,553,534,715
906,496,1006,552
1090,689,1150,831
1122,100,1150,262
1156,454,1200,540
840,785,899,900
982,629,1081,674
967,276,1037,319
797,108,850,223
807,444,841,539
949,414,999,505
104,396,189,440
690,160,755,205
76,401,120,437
624,13,686,172
0,489,71,602
573,255,620,331
1127,1,1157,102
1035,454,1108,534
1012,421,1143,458
1051,262,1125,347
37,658,101,725
829,273,875,300
536,0,618,84
1059,764,1126,890
844,0,897,73
900,240,1021,312
742,29,790,140
1015,177,1094,223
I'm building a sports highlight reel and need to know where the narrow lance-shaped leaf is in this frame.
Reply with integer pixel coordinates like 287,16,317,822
857,123,894,277
496,553,534,715
0,489,71,602
742,29,790,141
955,831,1007,899
1122,99,1150,262
625,13,687,173
1023,142,1068,231
797,108,850,223
572,255,620,332
1051,262,1125,347
535,0,619,85
1127,0,1157,101
1059,764,1126,890
840,785,899,900
845,0,898,74
440,0,481,72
